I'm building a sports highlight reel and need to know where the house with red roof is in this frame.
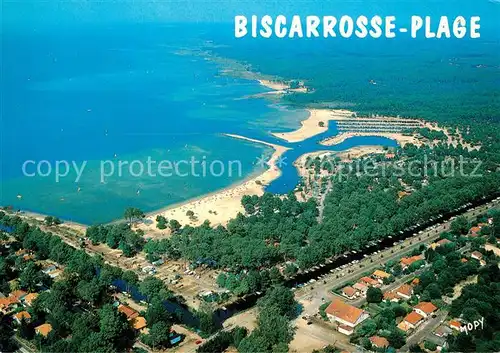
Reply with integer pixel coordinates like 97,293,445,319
449,320,462,331
396,284,413,300
383,291,400,302
402,311,424,330
13,311,31,324
414,302,438,318
400,255,424,269
359,276,380,287
353,282,368,294
35,323,53,337
118,304,139,321
370,336,390,349
9,290,27,301
471,251,483,261
0,296,19,315
325,298,369,332
469,226,481,237
23,293,39,307
341,286,359,300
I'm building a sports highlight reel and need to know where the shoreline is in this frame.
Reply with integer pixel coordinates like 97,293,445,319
270,108,427,144
271,109,352,143
135,134,290,234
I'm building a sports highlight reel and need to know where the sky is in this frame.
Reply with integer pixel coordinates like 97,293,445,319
3,0,499,28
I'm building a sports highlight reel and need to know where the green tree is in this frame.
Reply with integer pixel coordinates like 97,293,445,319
258,285,297,319
145,297,171,326
141,321,172,349
366,287,383,303
124,207,145,223
98,304,129,343
156,215,168,229
139,276,171,301
19,262,44,292
450,216,469,235
169,219,181,233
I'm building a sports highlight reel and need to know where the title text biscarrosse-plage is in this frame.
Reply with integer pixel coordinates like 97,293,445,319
234,15,480,39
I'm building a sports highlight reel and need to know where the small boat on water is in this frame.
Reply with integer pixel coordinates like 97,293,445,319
17,194,22,199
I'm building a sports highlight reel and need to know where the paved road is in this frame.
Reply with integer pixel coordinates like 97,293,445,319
293,199,499,351
295,198,499,310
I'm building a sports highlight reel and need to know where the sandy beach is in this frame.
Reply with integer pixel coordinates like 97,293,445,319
321,131,422,147
272,109,353,143
271,108,428,144
136,134,289,234
257,79,289,92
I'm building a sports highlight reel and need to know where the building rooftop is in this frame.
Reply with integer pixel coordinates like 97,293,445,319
383,291,399,301
342,286,358,297
401,255,424,267
35,323,53,337
9,290,27,301
437,238,452,246
118,304,139,320
471,251,483,260
23,293,39,306
414,302,438,314
13,311,31,321
360,276,379,286
325,298,367,325
132,316,147,330
396,284,413,297
373,270,391,279
404,311,424,325
370,336,390,348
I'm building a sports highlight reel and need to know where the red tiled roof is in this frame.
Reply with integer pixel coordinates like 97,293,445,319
401,255,423,266
437,239,452,246
325,298,366,325
13,311,31,321
396,284,413,297
360,276,379,286
469,226,481,236
383,291,399,301
404,311,424,325
370,336,389,348
414,302,438,314
118,304,139,320
0,297,18,309
342,286,358,297
132,316,147,330
24,293,39,306
9,290,27,301
35,323,53,337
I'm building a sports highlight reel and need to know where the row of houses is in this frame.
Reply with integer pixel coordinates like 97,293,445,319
0,289,54,337
0,290,38,315
115,302,183,346
340,269,392,300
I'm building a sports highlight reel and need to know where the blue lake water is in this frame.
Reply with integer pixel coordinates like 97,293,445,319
0,23,439,224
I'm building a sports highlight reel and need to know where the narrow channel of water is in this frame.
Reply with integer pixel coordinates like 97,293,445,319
213,192,499,323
